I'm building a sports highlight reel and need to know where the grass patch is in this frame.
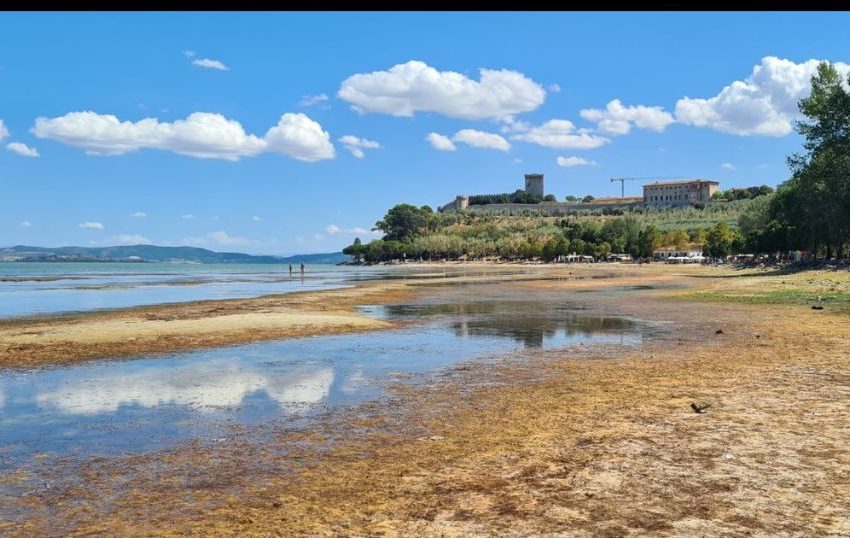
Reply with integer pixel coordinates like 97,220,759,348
682,289,850,310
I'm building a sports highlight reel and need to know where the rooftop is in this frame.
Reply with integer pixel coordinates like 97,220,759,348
644,179,719,187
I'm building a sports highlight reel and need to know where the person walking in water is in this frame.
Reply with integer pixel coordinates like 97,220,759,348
300,261,305,275
288,264,292,276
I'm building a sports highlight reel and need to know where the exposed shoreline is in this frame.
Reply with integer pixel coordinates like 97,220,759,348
2,264,849,536
0,263,568,369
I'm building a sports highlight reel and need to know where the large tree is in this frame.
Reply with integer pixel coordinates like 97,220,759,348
374,204,433,242
784,62,850,258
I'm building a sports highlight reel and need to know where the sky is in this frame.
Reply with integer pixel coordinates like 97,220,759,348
2,12,849,255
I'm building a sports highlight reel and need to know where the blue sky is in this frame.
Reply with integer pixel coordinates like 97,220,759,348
2,12,849,255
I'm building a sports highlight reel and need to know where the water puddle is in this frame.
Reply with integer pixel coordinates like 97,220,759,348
0,298,656,470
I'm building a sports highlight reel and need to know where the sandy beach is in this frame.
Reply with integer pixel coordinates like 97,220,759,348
2,263,849,536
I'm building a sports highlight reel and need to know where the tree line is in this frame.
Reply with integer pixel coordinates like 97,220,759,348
344,203,743,264
737,61,850,259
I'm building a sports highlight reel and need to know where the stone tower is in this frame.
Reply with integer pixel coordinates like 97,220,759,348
524,173,544,198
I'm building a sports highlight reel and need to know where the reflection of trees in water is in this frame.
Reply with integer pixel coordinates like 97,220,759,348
384,301,633,349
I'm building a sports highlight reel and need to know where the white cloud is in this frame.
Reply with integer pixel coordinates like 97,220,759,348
548,83,561,93
512,119,610,149
114,234,151,245
500,117,532,133
79,222,104,230
192,58,229,71
183,50,196,58
0,120,8,141
299,93,329,107
19,220,31,227
181,214,195,220
312,233,326,241
338,60,546,120
6,142,39,157
675,56,850,137
557,156,597,167
721,162,737,170
32,111,335,162
452,129,510,151
264,113,335,162
131,211,147,218
325,224,372,235
513,158,523,164
426,132,456,151
580,99,674,135
252,215,262,222
339,134,380,158
186,230,256,247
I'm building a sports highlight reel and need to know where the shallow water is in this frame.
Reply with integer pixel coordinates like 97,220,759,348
0,263,377,319
0,263,545,319
0,296,654,469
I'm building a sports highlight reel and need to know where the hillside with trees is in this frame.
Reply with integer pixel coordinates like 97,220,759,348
345,61,849,265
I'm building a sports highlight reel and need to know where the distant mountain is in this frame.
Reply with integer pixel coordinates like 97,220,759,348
0,245,349,265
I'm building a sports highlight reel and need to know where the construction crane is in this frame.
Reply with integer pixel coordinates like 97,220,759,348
610,176,681,198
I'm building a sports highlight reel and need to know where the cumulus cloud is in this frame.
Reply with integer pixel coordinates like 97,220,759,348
186,230,256,247
325,224,373,235
131,211,147,218
299,93,329,107
500,117,532,133
338,60,546,120
264,113,335,161
512,119,610,149
426,132,456,151
6,142,39,157
192,58,228,71
19,221,31,227
114,234,151,245
339,135,380,158
452,129,510,151
557,156,597,167
31,111,335,162
79,222,104,230
0,120,8,141
675,56,850,137
580,99,674,135
721,162,737,170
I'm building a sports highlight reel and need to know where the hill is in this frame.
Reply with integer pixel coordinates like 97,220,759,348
0,245,347,264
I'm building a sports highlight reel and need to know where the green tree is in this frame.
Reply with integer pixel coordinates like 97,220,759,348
374,204,432,241
704,221,737,258
342,237,364,263
780,61,850,258
638,225,662,258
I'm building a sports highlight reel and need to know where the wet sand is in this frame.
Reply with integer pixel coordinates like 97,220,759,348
0,265,558,369
2,264,849,536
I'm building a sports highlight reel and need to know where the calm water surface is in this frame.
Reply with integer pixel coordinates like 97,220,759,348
0,295,659,469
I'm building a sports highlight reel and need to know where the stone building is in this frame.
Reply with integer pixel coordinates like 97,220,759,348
524,174,544,198
643,179,719,207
